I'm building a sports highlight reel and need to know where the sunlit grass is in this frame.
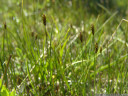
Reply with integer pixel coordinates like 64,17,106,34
0,0,128,95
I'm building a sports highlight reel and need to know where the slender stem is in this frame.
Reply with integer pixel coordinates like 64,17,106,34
2,25,6,72
2,55,12,86
92,34,96,94
81,42,83,68
107,42,110,93
45,26,48,57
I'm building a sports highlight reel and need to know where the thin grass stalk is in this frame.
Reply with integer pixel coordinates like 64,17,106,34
119,59,124,94
50,23,53,92
2,22,6,73
79,32,84,95
107,42,110,93
3,22,10,88
114,24,119,93
70,25,73,63
6,28,10,55
33,0,35,22
98,46,103,92
91,24,96,94
42,14,50,88
93,37,96,94
2,55,12,87
43,14,48,56
123,22,128,94
79,32,83,71
125,26,128,93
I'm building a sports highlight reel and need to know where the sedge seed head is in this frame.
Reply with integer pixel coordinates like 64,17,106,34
95,43,98,53
4,22,7,29
52,0,55,3
91,24,94,35
35,34,38,40
70,24,73,29
42,14,46,26
100,47,102,53
31,32,35,37
79,32,83,43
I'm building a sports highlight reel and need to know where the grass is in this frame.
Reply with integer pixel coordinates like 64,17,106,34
0,0,128,95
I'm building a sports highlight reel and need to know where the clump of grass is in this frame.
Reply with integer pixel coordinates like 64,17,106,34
0,0,128,95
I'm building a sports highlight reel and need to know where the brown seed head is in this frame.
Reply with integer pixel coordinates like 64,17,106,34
52,0,55,3
35,34,38,40
4,22,7,29
70,24,73,29
42,14,46,26
91,24,94,35
100,46,102,53
31,32,35,37
95,43,98,53
79,32,83,43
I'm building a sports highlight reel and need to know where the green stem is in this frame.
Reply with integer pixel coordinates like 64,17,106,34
107,42,110,93
93,35,96,94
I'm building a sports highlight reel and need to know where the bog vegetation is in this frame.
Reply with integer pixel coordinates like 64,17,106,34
0,0,128,95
